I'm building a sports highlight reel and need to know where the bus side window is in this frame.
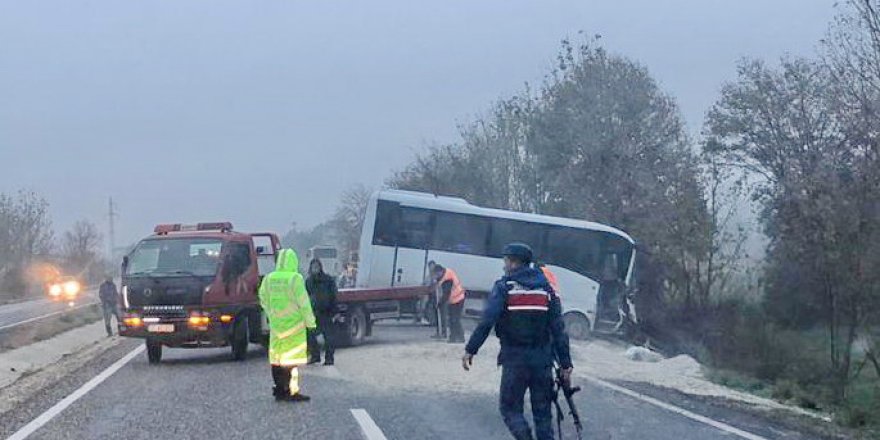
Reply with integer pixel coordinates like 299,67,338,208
372,200,401,246
545,227,600,278
433,212,489,255
399,207,434,249
488,219,544,257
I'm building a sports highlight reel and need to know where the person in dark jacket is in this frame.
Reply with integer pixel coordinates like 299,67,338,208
305,258,338,365
462,243,573,440
98,277,118,337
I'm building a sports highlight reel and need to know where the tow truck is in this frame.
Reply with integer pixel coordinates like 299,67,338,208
119,222,429,363
118,222,280,364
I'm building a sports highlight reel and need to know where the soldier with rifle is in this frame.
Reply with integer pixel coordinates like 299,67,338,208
462,243,574,440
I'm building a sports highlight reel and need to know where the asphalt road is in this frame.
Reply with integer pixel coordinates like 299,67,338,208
0,293,98,331
0,323,831,440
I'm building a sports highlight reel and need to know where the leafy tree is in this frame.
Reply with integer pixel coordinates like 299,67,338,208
704,53,880,400
529,40,711,314
392,38,720,349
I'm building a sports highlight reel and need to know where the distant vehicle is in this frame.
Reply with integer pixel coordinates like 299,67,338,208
306,245,341,276
356,190,637,339
118,222,281,364
46,275,82,306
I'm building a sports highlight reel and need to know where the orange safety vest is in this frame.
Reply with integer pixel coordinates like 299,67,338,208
440,268,466,304
541,266,560,294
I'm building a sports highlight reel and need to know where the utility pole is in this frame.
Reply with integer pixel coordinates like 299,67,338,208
108,197,117,260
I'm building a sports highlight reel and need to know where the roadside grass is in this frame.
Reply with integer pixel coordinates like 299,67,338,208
708,356,880,438
705,368,773,399
0,305,102,353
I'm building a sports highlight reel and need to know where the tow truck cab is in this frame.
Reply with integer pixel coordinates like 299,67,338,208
118,222,280,364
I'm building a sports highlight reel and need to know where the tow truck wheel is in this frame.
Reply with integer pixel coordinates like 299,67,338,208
146,339,162,364
231,316,249,361
563,312,591,341
341,306,367,347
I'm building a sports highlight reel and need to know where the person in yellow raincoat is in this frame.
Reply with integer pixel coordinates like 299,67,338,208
258,248,317,402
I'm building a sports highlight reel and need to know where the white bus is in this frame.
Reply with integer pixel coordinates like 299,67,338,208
356,190,636,339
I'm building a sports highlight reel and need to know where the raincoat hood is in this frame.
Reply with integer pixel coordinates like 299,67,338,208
276,249,299,273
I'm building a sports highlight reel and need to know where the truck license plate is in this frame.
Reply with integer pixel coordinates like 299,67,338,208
147,324,174,333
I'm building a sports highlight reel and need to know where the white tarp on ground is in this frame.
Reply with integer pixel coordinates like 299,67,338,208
341,332,826,420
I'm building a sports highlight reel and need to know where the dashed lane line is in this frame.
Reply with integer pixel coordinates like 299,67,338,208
6,345,144,440
351,408,389,440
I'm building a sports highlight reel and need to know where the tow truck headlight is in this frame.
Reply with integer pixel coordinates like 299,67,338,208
121,285,130,309
123,316,143,327
49,284,62,296
188,312,210,327
63,281,81,295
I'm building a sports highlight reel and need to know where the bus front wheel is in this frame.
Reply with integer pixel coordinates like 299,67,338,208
564,312,591,340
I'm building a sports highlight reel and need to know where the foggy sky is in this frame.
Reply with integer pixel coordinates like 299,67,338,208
0,0,835,249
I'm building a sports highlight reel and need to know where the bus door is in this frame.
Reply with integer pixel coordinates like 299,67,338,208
391,206,433,287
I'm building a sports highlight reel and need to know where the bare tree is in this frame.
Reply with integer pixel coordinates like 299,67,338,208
0,191,53,294
330,184,372,261
61,220,102,281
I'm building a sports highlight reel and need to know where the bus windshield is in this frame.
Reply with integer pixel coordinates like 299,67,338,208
126,238,223,277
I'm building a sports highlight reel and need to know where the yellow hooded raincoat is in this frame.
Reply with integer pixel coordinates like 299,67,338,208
258,249,316,366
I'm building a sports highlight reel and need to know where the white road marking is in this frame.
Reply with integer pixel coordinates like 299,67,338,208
0,301,99,332
582,375,769,440
6,345,144,440
351,408,389,440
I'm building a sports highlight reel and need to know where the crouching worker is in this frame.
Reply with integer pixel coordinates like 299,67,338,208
258,248,317,402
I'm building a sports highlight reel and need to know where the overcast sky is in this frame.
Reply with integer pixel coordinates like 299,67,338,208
0,0,836,248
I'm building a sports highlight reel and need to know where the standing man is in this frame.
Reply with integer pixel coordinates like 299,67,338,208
462,243,573,440
432,263,466,343
258,249,316,402
98,277,118,337
306,258,338,366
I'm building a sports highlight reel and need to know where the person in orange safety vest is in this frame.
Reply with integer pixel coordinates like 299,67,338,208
432,264,466,343
537,263,560,295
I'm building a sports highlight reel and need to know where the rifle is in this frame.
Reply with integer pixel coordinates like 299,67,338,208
552,365,583,440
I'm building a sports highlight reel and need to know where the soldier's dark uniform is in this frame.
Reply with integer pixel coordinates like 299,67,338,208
465,243,572,440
